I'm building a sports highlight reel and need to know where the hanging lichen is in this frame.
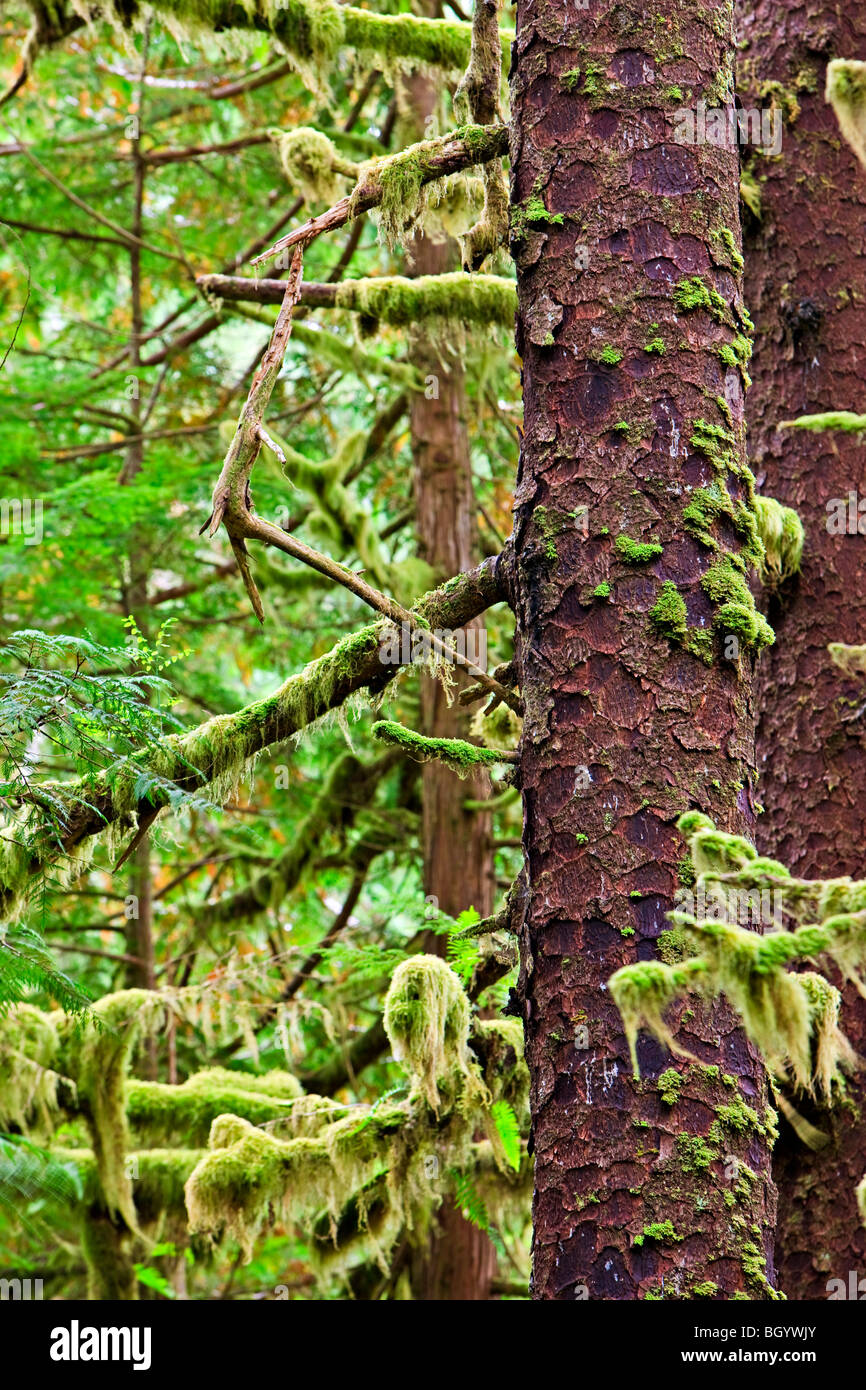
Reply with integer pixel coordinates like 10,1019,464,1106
610,812,863,1101
383,954,482,1111
269,126,358,204
826,59,866,170
754,496,804,586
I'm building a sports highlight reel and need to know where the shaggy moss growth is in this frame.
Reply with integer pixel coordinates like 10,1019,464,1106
384,955,480,1111
753,496,804,585
592,582,611,599
270,126,357,202
611,812,864,1098
826,60,866,169
126,1068,303,1147
334,274,516,331
371,720,510,776
650,581,687,639
350,127,497,249
615,535,663,564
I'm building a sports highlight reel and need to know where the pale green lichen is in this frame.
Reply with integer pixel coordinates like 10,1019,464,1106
611,813,863,1099
826,60,866,170
753,496,804,586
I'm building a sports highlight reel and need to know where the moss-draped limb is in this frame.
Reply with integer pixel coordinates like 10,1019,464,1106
0,555,505,918
24,1,514,75
198,272,517,329
332,273,516,330
254,123,509,265
126,1068,303,1147
185,957,526,1264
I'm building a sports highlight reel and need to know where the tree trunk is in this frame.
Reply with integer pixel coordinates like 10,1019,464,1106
510,0,778,1299
741,0,866,1298
399,50,497,1298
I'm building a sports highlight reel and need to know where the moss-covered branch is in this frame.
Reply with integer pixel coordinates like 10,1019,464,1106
26,0,514,75
200,271,518,329
252,123,509,264
372,720,517,777
0,557,505,917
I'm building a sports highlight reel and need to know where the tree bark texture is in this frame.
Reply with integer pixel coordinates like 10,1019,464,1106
741,0,866,1299
511,0,779,1300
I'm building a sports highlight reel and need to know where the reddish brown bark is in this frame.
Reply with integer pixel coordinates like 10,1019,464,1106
510,0,778,1299
403,59,497,1299
740,0,866,1298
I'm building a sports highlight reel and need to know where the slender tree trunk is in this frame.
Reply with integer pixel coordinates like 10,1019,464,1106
402,49,497,1301
510,0,778,1299
741,0,866,1297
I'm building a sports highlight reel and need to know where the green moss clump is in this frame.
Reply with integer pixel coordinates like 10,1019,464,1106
592,582,611,599
597,344,623,365
561,66,582,91
753,497,804,586
665,85,684,102
511,191,563,240
692,1280,719,1297
644,336,666,355
676,1133,719,1172
711,226,745,274
673,276,729,324
657,1068,683,1106
634,1219,681,1247
700,558,775,653
615,535,663,564
575,832,588,844
650,581,687,639
658,926,690,964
